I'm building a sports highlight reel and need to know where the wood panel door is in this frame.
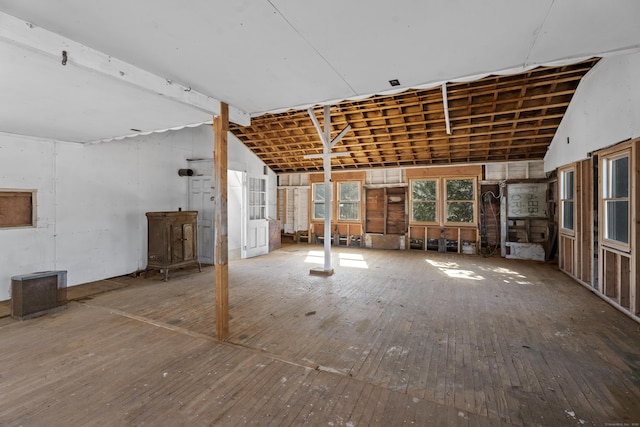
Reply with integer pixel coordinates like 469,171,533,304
366,188,385,233
189,176,214,264
365,187,406,235
386,187,406,235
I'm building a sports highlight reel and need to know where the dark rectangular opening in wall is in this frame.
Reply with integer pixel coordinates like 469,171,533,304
0,190,35,228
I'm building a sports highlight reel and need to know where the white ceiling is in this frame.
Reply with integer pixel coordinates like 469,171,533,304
1,0,640,143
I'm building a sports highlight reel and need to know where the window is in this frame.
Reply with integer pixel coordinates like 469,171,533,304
410,178,476,225
560,169,575,231
248,178,266,220
411,180,437,222
603,153,629,245
445,179,475,224
0,190,36,228
338,182,360,220
312,183,325,220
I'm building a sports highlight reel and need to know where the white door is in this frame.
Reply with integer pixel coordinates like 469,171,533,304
228,170,245,260
244,175,269,258
189,176,214,264
294,187,309,232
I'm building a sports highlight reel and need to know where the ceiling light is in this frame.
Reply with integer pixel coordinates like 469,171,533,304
389,79,400,87
130,128,142,132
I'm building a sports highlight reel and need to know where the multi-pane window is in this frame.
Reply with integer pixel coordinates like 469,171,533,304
312,181,360,220
560,169,575,231
312,183,325,220
338,182,360,220
603,153,629,244
445,179,475,223
410,178,476,225
411,180,437,222
248,177,266,220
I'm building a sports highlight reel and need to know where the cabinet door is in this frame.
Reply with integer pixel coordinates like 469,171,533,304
171,224,185,262
171,222,197,262
147,217,167,263
182,223,196,261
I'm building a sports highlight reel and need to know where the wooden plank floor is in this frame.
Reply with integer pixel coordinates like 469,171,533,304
1,245,639,426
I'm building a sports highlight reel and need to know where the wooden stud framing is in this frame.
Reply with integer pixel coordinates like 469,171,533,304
230,60,599,173
214,102,229,340
596,138,639,319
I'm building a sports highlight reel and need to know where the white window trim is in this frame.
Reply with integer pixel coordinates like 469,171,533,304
601,150,631,251
559,167,576,236
337,181,361,221
311,182,325,220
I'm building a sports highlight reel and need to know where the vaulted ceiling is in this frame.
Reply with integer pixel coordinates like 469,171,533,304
0,1,638,156
231,59,599,172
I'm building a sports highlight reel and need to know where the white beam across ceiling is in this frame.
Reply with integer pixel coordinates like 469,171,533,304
0,11,250,126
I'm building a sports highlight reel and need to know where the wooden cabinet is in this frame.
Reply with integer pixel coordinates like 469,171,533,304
145,211,201,281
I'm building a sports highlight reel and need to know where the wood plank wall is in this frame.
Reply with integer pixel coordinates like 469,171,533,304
559,159,592,284
595,139,638,319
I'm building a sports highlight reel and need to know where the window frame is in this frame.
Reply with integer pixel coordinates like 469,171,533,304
410,178,439,224
601,150,631,251
559,167,576,235
248,177,266,221
443,177,477,226
337,181,361,221
311,182,326,220
0,189,37,229
409,177,477,226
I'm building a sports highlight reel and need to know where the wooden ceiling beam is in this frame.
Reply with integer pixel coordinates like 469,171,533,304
231,59,598,173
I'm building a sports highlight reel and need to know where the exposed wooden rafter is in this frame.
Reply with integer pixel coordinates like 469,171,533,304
231,59,599,172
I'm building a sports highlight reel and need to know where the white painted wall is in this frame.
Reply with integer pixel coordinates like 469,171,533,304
545,52,640,171
0,125,276,301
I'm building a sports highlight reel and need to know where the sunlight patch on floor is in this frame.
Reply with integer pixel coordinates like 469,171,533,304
304,250,324,264
304,250,369,268
338,252,368,269
426,259,484,281
478,265,531,284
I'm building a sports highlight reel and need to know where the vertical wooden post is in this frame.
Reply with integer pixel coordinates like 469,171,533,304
306,105,351,276
322,105,333,273
214,102,229,340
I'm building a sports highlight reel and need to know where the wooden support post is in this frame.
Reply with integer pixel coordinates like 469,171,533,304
322,105,333,273
214,102,229,340
306,106,352,276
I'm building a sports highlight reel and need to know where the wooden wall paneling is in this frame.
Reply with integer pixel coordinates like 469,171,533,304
366,188,385,233
405,165,482,179
578,159,593,283
560,235,574,276
595,138,638,319
634,139,639,315
620,256,631,309
386,187,406,235
603,250,618,299
309,171,366,183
